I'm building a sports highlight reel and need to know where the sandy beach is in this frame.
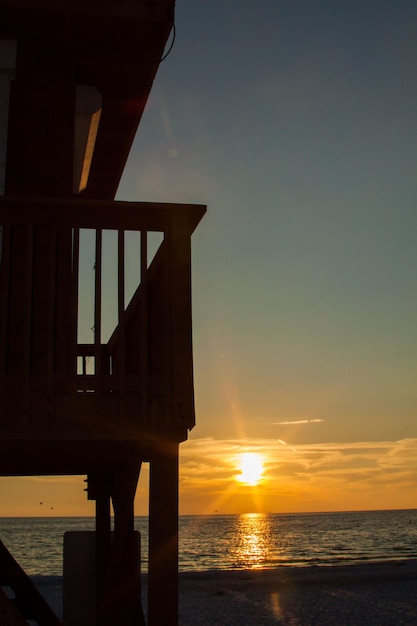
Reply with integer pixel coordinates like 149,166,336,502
33,559,417,625
174,560,417,625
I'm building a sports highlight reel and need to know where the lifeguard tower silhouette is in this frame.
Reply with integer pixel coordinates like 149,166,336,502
0,1,205,624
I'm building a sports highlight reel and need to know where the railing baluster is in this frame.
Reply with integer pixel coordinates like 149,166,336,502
118,229,125,419
46,226,57,425
0,225,10,421
72,227,80,407
23,224,34,425
163,229,172,425
95,228,102,408
140,229,148,422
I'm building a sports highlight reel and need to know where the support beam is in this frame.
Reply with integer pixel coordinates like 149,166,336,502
108,465,144,626
0,539,62,625
88,466,144,626
148,441,179,626
95,483,111,623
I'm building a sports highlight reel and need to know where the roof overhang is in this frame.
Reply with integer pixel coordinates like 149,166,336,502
0,0,176,199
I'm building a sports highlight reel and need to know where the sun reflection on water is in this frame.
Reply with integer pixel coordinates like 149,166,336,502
232,513,272,569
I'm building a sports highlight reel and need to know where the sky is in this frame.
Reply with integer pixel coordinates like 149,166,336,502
1,0,416,515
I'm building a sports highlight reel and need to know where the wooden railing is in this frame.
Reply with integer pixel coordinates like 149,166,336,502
0,197,205,439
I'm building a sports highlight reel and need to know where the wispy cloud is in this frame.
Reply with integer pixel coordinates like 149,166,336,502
179,437,417,513
273,419,324,425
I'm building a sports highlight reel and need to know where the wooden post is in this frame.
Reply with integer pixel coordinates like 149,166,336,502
110,465,144,626
95,485,111,624
148,441,179,626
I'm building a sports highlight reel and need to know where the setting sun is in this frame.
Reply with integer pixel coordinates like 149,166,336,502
236,453,265,486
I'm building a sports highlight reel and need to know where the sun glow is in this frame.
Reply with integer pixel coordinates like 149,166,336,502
236,453,265,486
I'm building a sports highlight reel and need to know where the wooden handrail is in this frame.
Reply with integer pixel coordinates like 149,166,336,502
0,197,206,233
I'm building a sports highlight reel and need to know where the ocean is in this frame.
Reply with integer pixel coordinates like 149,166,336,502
0,509,416,576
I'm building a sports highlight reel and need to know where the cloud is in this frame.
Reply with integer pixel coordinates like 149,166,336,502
179,437,417,512
277,439,298,453
273,419,324,425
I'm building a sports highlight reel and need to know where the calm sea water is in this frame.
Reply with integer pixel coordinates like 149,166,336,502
0,509,416,576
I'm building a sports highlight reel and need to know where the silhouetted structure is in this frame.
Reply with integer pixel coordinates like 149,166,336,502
0,1,205,624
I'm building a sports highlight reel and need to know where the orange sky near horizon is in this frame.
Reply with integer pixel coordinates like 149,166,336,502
1,436,415,517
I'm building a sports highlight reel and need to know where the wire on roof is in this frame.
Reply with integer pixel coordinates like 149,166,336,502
161,23,176,61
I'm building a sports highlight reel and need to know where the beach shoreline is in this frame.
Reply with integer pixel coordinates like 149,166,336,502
32,559,417,625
